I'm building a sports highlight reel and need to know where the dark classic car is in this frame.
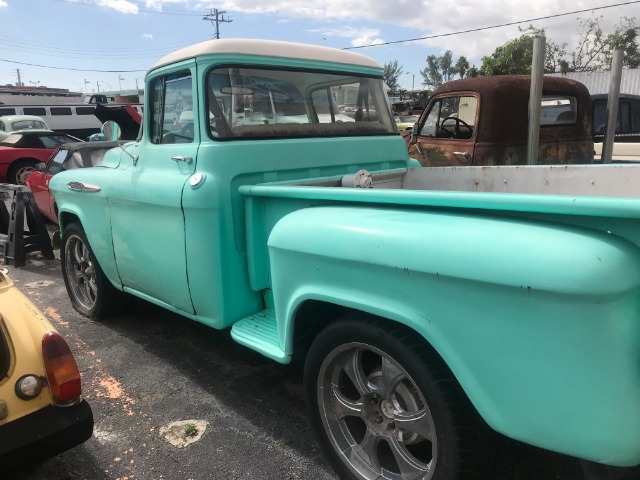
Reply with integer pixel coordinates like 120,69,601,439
406,75,594,166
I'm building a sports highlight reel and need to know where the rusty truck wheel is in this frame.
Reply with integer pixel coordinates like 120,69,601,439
304,316,477,480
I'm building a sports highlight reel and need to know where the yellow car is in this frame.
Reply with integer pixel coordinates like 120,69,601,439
0,269,92,469
395,114,420,132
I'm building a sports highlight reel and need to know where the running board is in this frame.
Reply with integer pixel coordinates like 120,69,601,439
231,309,290,364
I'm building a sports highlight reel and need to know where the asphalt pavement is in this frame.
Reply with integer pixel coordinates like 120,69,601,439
5,244,640,480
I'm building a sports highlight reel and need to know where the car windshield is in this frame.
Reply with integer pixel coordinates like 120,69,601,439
205,66,396,139
0,133,79,148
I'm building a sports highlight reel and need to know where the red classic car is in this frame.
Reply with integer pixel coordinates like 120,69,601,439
26,140,119,223
0,131,81,184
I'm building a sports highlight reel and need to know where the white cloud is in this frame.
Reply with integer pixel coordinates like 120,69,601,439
0,0,7,7
96,0,139,14
218,0,637,65
145,0,186,11
141,33,154,40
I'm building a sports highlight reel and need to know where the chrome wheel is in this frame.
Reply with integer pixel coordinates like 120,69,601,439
15,164,36,184
317,342,437,480
63,233,97,311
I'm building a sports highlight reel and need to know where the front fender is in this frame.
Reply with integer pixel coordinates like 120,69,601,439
50,170,120,289
268,205,640,466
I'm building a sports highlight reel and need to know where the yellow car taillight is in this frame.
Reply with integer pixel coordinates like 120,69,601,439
41,331,82,405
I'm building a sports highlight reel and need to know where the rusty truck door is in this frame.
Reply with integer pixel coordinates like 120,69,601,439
409,94,478,166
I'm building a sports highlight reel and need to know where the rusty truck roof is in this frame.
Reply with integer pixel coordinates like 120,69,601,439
430,75,592,145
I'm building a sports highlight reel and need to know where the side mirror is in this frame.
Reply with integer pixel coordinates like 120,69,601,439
409,122,419,144
36,162,46,172
102,120,139,166
101,120,122,141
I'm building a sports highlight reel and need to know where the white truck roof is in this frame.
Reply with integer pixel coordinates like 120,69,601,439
149,38,381,73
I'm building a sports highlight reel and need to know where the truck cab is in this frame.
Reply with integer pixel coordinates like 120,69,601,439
407,75,594,166
50,39,640,480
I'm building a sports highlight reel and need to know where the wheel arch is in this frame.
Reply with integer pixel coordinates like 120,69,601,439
58,211,122,291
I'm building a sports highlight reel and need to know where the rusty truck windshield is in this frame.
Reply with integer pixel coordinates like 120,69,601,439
205,66,396,139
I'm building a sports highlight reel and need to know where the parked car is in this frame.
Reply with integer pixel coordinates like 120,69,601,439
0,269,93,470
592,93,640,162
26,140,120,223
0,114,50,141
0,131,82,184
406,75,594,166
395,114,419,132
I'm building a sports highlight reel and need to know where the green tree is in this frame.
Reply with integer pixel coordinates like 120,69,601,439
454,56,470,78
601,17,640,69
383,60,403,93
420,51,467,88
421,54,443,88
479,17,640,75
479,26,566,75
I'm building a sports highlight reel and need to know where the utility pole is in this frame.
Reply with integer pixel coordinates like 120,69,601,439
15,69,23,87
203,8,232,39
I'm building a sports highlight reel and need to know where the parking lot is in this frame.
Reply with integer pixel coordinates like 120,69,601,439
4,245,640,480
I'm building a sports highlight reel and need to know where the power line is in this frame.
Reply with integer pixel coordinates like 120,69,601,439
344,0,640,50
0,58,147,73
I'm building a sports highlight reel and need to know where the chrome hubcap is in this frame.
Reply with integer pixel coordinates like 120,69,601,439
317,343,437,479
64,234,98,310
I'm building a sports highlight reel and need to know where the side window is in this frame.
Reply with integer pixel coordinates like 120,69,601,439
24,107,46,115
419,96,476,139
47,149,67,175
420,99,441,137
150,71,193,144
618,100,640,136
50,107,72,116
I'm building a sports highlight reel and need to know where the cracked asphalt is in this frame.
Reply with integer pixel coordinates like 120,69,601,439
5,246,640,480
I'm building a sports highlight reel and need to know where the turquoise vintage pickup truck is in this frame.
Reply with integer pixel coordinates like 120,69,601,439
50,39,640,480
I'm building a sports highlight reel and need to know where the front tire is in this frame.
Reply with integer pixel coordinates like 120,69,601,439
61,222,124,319
304,316,477,480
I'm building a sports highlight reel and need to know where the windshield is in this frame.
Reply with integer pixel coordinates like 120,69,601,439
205,66,396,139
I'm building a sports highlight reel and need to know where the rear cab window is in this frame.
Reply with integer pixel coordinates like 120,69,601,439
205,66,396,139
540,96,578,126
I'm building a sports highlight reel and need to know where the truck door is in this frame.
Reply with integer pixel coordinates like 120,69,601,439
409,94,477,166
109,68,197,314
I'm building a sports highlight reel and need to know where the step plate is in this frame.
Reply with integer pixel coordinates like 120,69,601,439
231,310,289,364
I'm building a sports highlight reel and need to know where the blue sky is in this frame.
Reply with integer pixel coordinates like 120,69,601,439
0,0,637,94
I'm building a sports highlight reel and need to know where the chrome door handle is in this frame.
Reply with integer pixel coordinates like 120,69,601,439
453,151,470,159
67,182,101,192
171,155,193,164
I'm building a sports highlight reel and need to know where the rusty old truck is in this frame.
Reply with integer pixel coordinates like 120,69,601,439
49,39,640,480
406,75,594,166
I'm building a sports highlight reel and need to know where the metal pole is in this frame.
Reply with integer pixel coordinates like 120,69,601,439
527,36,546,165
601,49,624,164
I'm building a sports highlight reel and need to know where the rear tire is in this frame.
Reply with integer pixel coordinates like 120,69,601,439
61,222,125,319
8,159,37,184
304,315,477,480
